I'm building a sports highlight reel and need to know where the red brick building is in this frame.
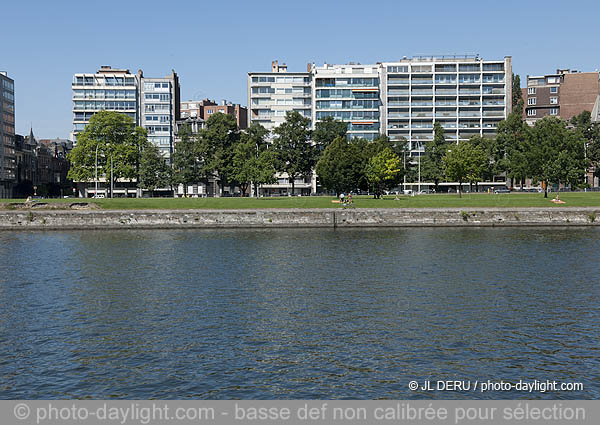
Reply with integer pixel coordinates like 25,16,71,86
181,99,248,129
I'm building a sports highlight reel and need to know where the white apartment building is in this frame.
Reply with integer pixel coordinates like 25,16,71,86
382,56,512,155
139,70,180,161
72,66,180,161
71,67,138,142
247,60,312,132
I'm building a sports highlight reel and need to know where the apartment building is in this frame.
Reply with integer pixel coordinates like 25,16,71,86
181,99,248,129
312,63,381,140
72,66,180,161
382,56,512,154
247,60,312,132
524,69,600,125
139,70,180,160
1,71,16,198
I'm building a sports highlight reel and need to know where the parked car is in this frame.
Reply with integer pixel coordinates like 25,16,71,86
92,194,105,199
494,187,510,194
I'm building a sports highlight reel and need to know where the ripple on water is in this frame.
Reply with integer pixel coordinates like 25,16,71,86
0,228,598,399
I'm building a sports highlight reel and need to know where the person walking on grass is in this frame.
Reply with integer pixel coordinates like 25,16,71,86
340,193,345,205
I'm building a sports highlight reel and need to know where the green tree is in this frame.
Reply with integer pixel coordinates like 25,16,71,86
67,111,146,197
527,117,586,197
232,123,276,197
512,74,523,114
495,111,531,189
198,112,240,195
172,123,205,196
421,122,448,192
273,111,315,195
443,141,487,198
571,111,600,185
312,116,347,154
364,147,403,198
138,143,171,196
316,136,364,195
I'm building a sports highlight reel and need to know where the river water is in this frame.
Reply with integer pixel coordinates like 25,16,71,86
0,228,598,399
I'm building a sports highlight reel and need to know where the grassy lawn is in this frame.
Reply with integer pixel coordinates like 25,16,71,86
2,192,600,209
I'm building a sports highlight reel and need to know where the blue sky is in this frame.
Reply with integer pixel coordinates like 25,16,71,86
3,0,599,138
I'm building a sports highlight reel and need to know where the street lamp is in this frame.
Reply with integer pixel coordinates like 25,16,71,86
417,142,421,194
95,143,99,197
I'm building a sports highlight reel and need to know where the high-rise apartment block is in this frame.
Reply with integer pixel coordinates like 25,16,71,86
139,70,180,159
247,60,312,132
248,56,512,155
1,71,16,198
523,69,600,125
181,99,248,129
72,66,180,160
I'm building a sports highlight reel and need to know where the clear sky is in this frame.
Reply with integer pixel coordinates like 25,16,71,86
2,0,599,138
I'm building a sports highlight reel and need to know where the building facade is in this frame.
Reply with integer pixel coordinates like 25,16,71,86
1,71,16,198
312,63,381,140
72,66,180,161
181,99,248,129
139,70,180,160
382,56,512,155
523,69,600,125
247,60,312,132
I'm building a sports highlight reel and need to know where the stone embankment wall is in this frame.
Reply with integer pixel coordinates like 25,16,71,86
0,208,599,230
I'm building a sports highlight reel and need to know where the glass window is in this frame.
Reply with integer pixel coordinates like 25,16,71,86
550,87,558,93
528,87,536,95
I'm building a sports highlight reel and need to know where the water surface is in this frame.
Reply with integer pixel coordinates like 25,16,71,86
0,228,598,399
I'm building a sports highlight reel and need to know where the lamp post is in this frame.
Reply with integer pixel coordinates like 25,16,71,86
417,142,421,194
110,150,114,199
95,144,99,197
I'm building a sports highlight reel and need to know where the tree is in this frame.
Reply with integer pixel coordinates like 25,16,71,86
421,122,448,192
232,123,276,197
512,74,523,114
273,111,315,195
67,111,146,197
198,112,240,195
571,111,600,185
312,116,347,154
364,147,403,198
495,111,530,189
443,141,487,198
316,136,364,195
172,123,204,196
138,143,171,196
527,117,586,197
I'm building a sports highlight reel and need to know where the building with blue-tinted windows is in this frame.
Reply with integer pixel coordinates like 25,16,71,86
312,63,381,141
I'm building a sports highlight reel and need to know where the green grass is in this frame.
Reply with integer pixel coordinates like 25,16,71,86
2,192,600,209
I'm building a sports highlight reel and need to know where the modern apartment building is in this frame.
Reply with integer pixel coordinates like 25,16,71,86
71,67,138,142
1,71,16,198
312,63,381,140
72,66,180,161
181,99,248,129
247,60,312,132
382,56,512,154
523,69,600,125
139,70,180,160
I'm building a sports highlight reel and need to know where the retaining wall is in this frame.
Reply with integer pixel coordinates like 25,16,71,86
0,208,599,230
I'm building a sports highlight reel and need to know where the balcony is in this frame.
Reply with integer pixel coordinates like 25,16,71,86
411,80,433,85
459,112,481,118
435,112,457,118
483,88,505,95
435,89,457,95
388,113,410,118
459,89,481,95
388,101,410,106
388,89,409,95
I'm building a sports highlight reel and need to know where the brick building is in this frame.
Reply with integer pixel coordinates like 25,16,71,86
524,69,600,125
181,99,247,129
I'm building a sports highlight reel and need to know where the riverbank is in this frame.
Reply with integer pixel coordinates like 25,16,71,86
1,207,599,229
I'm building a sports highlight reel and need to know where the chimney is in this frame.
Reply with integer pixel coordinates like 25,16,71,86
307,63,312,72
221,99,226,106
272,60,278,72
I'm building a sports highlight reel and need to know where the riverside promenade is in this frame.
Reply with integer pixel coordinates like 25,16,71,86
1,207,599,230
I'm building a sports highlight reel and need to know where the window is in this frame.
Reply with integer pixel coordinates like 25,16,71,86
550,97,558,105
528,98,536,105
527,109,536,116
528,88,536,95
550,108,558,115
547,77,558,84
550,87,558,93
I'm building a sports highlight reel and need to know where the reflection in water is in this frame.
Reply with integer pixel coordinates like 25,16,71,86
0,228,598,399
